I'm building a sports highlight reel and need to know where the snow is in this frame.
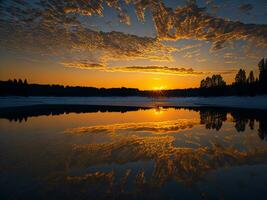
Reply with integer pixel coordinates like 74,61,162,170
0,96,267,109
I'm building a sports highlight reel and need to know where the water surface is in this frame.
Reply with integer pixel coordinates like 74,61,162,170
1,105,267,200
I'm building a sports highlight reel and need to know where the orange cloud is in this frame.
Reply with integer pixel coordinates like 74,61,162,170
1,0,266,70
62,62,205,75
128,0,267,51
62,61,236,76
0,1,176,66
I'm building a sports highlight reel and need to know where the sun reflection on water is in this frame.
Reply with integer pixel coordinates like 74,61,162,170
153,106,164,115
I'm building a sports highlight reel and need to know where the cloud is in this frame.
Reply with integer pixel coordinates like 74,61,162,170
176,43,203,53
225,61,238,64
63,0,131,24
224,53,235,59
128,0,267,50
239,4,253,14
74,29,176,63
0,0,266,69
62,61,237,76
62,62,205,75
196,58,207,63
183,49,201,58
115,66,203,75
0,0,175,66
62,62,106,69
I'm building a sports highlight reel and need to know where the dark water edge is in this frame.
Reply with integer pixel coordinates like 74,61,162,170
0,104,149,122
0,104,266,123
1,104,267,142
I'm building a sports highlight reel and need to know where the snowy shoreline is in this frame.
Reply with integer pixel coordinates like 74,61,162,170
1,96,267,109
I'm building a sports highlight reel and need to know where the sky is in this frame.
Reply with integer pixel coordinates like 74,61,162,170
0,0,267,90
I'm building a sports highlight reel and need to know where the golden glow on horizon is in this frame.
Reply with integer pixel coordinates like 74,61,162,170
0,60,237,90
153,86,165,91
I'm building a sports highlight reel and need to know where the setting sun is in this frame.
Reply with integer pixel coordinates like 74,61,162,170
153,86,165,91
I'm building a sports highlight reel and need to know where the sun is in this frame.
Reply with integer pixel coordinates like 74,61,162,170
153,86,165,91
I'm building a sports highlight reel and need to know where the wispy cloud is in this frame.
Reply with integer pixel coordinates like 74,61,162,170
183,49,201,58
0,0,176,66
62,61,236,76
0,0,266,70
2,1,266,53
196,58,207,63
129,0,267,50
176,43,203,53
62,62,205,76
225,61,238,64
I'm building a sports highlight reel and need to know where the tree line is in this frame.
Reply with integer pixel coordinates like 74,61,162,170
0,80,140,96
0,58,267,97
198,58,267,96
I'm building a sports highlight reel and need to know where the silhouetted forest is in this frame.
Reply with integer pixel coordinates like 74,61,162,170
197,58,267,96
0,79,140,96
1,58,267,97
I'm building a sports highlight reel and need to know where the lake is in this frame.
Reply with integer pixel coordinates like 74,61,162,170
1,105,267,200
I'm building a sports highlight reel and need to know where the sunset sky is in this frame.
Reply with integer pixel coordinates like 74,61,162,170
0,0,267,89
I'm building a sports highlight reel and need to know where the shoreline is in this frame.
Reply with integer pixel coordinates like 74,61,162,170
1,95,267,110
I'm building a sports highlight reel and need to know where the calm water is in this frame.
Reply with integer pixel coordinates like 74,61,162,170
1,105,267,200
